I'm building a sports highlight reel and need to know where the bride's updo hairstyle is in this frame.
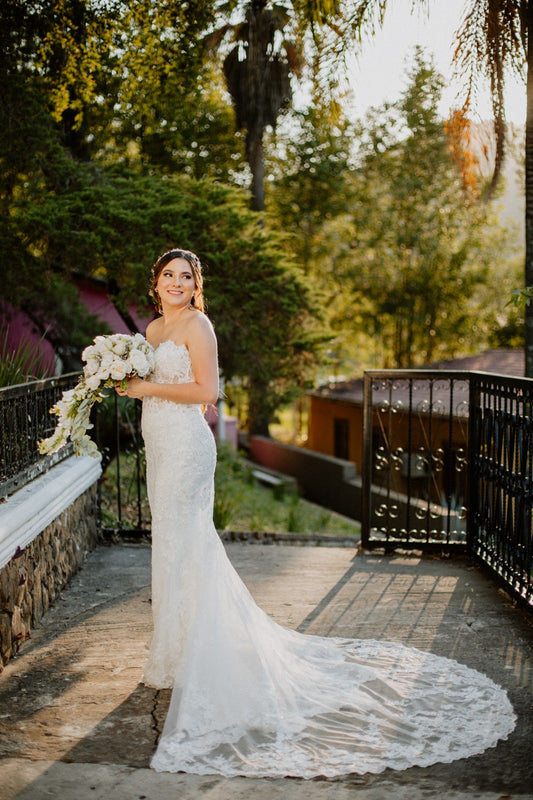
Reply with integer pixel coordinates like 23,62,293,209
150,248,205,314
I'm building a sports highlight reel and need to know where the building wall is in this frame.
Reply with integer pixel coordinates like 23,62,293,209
0,485,99,671
308,395,468,504
307,396,364,468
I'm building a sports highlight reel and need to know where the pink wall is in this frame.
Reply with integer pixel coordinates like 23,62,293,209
2,282,154,378
1,304,57,377
78,283,132,334
77,281,154,335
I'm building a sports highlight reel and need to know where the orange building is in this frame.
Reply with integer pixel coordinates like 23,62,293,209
307,349,524,498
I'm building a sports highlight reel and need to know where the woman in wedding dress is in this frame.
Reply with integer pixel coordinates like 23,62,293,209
116,248,515,779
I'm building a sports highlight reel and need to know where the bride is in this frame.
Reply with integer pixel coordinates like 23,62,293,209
116,248,515,779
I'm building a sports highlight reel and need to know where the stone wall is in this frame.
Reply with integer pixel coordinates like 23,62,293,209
0,484,99,671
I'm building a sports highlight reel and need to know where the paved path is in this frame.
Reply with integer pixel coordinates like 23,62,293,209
1,541,532,800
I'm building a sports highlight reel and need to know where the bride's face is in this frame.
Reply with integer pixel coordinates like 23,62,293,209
156,258,196,311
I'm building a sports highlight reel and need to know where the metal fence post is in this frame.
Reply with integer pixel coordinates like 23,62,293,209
361,373,373,548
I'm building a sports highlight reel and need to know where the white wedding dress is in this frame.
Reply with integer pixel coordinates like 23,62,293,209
140,340,515,779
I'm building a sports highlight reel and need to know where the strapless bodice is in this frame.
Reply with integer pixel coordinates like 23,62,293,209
150,340,194,385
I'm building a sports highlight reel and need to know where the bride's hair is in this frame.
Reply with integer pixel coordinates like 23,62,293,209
150,248,205,314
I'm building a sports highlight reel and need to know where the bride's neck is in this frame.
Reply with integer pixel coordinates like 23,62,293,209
161,305,194,326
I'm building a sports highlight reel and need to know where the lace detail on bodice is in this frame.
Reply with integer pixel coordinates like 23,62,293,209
142,340,197,413
150,340,194,385
139,336,516,779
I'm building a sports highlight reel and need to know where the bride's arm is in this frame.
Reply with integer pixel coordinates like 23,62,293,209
122,316,219,405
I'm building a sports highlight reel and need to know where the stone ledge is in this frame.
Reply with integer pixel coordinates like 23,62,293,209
0,455,102,571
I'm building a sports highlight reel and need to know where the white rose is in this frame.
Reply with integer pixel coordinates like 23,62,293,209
110,361,128,381
94,368,111,382
83,355,100,376
81,345,96,361
85,375,102,391
111,339,127,356
130,349,149,375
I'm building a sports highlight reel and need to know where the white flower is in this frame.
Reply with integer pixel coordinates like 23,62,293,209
111,338,127,356
100,351,114,368
39,332,155,458
85,375,102,391
110,361,128,381
130,349,149,375
83,355,100,376
94,368,112,382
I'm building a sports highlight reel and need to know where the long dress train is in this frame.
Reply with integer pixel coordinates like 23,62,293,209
140,340,515,779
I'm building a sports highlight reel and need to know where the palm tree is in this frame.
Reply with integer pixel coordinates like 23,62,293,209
451,1,531,372
213,0,342,213
224,3,292,211
210,1,302,211
211,0,308,435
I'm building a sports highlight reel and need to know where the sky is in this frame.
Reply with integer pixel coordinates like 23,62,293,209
345,0,526,125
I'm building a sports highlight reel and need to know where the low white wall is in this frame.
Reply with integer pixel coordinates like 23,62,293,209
0,455,101,571
0,455,102,669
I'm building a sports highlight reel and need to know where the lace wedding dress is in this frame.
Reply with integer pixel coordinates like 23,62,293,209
141,340,515,779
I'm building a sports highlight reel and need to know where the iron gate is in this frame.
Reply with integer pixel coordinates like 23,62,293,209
361,370,533,606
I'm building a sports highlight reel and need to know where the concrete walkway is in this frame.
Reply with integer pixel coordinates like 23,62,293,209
1,540,532,800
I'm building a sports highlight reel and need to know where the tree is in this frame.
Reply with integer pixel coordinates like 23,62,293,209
267,89,356,272
214,0,359,213
216,0,301,210
4,147,323,421
268,50,521,371
338,2,531,367
346,52,520,367
0,0,327,431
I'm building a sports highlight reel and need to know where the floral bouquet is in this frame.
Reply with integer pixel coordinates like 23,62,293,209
38,333,155,458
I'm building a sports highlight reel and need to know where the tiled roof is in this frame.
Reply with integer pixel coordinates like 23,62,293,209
428,349,524,376
310,350,525,408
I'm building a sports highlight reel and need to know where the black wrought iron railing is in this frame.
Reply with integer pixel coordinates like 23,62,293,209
362,371,470,550
468,372,533,607
362,370,533,607
0,373,79,499
94,393,149,536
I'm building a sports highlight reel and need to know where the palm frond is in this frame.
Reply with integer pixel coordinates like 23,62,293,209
452,0,526,199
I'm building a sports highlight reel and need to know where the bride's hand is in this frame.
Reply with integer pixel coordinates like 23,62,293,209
115,376,146,399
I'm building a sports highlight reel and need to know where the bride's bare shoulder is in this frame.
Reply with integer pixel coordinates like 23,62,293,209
145,318,163,346
187,310,215,339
